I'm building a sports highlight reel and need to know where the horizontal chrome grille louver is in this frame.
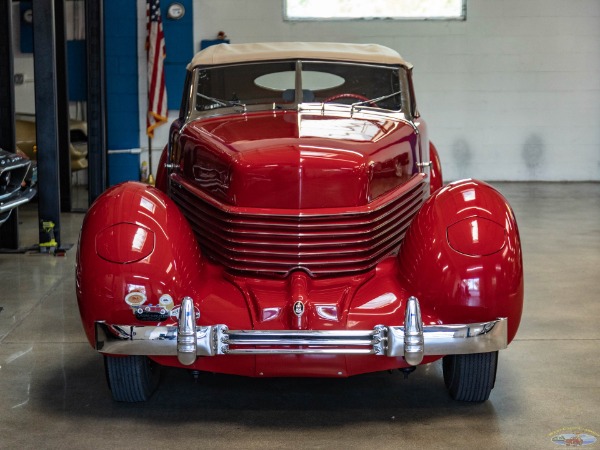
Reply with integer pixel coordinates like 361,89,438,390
170,175,426,276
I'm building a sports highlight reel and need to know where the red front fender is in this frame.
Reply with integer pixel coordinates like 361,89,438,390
397,179,523,343
76,182,204,347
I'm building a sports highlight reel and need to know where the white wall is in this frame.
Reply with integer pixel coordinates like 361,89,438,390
11,1,600,181
12,2,86,116
12,3,35,114
190,0,600,181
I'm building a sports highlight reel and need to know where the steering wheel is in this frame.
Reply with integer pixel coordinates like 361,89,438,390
323,93,373,105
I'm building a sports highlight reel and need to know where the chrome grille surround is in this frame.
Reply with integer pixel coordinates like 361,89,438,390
170,174,427,276
0,161,30,200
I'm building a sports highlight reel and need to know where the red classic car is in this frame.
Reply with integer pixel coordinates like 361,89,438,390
76,42,523,402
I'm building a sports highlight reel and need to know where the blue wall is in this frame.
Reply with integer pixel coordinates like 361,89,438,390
161,0,194,110
103,0,193,149
20,2,87,103
18,1,194,150
104,0,140,150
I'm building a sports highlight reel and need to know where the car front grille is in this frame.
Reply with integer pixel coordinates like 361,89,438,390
170,174,427,276
0,162,29,200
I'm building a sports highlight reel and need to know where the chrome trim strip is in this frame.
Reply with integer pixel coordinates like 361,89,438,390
226,329,380,338
0,187,37,214
225,348,376,355
227,338,375,345
295,60,303,103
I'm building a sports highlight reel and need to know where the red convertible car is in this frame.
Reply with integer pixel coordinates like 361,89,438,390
76,42,523,402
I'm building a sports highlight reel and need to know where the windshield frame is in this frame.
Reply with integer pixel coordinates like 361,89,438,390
182,59,415,121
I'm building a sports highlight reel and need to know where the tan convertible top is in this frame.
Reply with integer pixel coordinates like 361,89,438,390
189,42,411,69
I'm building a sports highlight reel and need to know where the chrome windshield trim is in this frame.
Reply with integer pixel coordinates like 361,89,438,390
186,60,408,121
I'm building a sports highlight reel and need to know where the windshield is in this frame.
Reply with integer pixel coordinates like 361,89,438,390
194,60,402,112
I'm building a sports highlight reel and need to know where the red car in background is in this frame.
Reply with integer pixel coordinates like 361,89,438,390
76,42,523,402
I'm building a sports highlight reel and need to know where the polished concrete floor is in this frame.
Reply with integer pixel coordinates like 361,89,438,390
0,183,599,449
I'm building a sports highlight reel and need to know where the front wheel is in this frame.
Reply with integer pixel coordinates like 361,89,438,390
104,355,161,402
442,351,498,402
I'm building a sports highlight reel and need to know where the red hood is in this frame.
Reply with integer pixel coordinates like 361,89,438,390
177,110,418,209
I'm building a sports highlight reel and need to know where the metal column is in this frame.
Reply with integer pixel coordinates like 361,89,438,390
86,0,108,204
32,0,62,247
55,0,73,212
0,0,20,249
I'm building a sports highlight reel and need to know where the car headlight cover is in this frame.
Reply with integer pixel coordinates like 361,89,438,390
96,222,155,264
447,216,506,257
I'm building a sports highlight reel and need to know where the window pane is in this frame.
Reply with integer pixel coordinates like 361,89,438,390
195,62,296,111
285,0,465,20
194,61,402,111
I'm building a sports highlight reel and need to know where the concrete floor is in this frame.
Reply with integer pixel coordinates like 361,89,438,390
0,182,599,449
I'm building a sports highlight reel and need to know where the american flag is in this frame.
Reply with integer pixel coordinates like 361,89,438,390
146,0,168,137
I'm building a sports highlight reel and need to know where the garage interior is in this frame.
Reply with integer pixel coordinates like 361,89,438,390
1,1,599,448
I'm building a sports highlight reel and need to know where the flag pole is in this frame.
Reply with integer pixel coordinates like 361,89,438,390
148,134,153,175
146,0,166,186
147,134,154,185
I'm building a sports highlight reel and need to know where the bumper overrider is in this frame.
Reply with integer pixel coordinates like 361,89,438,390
95,297,508,367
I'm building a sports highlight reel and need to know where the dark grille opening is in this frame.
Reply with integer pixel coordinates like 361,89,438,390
170,175,426,276
0,164,29,199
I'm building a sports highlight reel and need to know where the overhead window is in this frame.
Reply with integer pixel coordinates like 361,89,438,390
284,0,465,21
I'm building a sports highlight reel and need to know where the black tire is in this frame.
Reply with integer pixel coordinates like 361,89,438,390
104,355,161,402
442,351,498,402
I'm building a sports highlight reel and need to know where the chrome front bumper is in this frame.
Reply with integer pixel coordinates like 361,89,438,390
95,297,507,366
0,187,37,216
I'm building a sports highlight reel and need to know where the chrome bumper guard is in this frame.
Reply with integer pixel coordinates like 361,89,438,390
95,297,507,366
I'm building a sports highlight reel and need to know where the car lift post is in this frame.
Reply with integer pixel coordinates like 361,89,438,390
32,0,64,249
55,0,73,213
86,0,108,204
0,0,20,249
